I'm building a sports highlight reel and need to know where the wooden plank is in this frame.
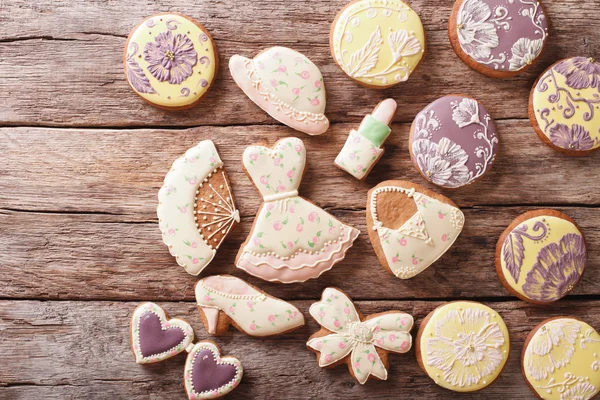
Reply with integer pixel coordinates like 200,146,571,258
1,123,599,220
1,0,599,126
2,299,599,399
2,205,599,301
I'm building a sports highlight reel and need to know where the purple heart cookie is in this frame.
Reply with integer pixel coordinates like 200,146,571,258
131,302,194,364
185,342,243,399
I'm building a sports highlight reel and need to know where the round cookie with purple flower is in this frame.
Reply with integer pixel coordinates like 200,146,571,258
530,56,600,155
495,209,587,304
124,13,218,110
449,0,549,78
409,95,499,189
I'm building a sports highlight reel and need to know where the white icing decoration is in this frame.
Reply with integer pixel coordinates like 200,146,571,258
425,306,506,387
581,328,600,349
307,288,413,385
184,341,243,399
535,373,594,398
369,185,465,279
195,275,305,336
157,140,239,275
335,129,383,179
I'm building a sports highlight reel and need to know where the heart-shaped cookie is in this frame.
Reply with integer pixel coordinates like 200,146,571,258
184,341,243,399
367,180,465,279
131,302,194,364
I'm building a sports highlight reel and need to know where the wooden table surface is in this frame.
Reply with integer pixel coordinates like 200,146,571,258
1,0,599,398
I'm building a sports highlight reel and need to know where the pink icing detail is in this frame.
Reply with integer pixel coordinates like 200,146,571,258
333,320,341,328
324,354,333,363
250,153,258,161
355,164,363,171
308,212,318,222
367,353,376,362
202,275,258,296
314,80,322,88
203,295,211,302
267,204,274,211
301,71,310,79
278,65,287,73
294,144,302,153
273,221,283,231
190,242,197,248
343,307,350,315
249,323,257,330
400,238,407,246
268,315,275,322
338,342,347,349
296,224,303,232
292,88,300,95
389,334,396,342
287,170,294,178
400,341,410,351
168,229,176,235
192,258,199,264
274,158,281,166
310,98,320,106
276,184,285,192
260,176,268,185
270,79,278,87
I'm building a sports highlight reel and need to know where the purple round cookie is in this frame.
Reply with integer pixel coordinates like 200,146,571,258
410,95,499,189
451,0,549,76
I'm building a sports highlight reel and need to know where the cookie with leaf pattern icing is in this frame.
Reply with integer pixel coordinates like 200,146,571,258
449,0,549,78
330,0,426,88
495,209,587,304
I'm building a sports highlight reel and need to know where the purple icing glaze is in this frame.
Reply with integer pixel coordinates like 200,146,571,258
411,95,499,189
192,349,237,393
456,0,549,72
138,312,186,358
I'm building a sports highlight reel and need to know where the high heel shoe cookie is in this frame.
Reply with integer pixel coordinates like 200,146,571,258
235,137,360,283
195,275,305,336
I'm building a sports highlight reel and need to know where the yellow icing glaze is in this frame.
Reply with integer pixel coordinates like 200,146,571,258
420,301,510,392
523,318,600,400
499,215,584,302
125,14,217,108
532,57,600,151
331,0,425,87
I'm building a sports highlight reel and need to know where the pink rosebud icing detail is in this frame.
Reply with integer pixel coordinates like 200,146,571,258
228,306,235,312
260,176,268,185
287,241,294,248
333,320,341,328
312,236,319,243
367,353,376,362
349,153,356,160
354,361,360,369
258,61,265,70
292,87,300,95
300,70,310,79
287,170,294,178
392,256,398,263
253,237,261,246
356,164,363,171
376,338,384,346
249,323,257,331
343,307,350,315
267,204,274,211
294,144,302,153
439,212,444,219
400,341,410,351
278,65,287,73
310,98,320,106
192,258,199,264
276,185,286,193
374,325,381,332
389,334,396,342
370,147,378,155
318,311,325,318
290,311,298,319
274,158,281,166
400,238,408,246
296,224,303,232
168,228,176,235
273,221,283,231
268,315,275,322
188,177,197,185
338,342,346,349
249,153,258,161
400,317,410,326
179,206,187,213
270,79,278,87
247,301,254,309
203,295,211,302
308,212,318,222
289,206,295,214
314,80,322,88
190,241,197,248
324,354,333,363
412,258,419,265
441,234,448,242
273,51,280,58
315,341,323,349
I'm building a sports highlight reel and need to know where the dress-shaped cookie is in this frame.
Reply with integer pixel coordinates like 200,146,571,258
229,47,329,135
367,181,465,279
449,0,549,78
235,137,360,283
530,57,600,155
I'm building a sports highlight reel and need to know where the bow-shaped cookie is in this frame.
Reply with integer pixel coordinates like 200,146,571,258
307,288,413,384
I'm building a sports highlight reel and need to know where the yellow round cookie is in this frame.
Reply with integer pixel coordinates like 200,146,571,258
124,13,218,109
417,301,510,392
330,0,425,88
523,317,600,400
531,57,600,154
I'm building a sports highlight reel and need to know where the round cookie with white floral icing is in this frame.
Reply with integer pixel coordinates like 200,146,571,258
522,317,600,400
330,0,426,88
530,57,600,155
449,0,549,78
416,301,510,392
229,47,329,135
124,13,218,110
409,95,499,188
496,209,587,304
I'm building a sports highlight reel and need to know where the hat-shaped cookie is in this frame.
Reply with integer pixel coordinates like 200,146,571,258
229,47,329,135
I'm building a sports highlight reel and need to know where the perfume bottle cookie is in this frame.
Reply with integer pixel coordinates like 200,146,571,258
195,275,305,336
366,181,465,279
416,301,510,392
330,0,426,88
496,209,587,304
235,137,360,283
409,95,499,189
335,99,397,180
449,0,549,78
157,140,239,276
530,56,600,155
130,303,243,399
307,288,414,384
229,47,329,135
124,13,218,109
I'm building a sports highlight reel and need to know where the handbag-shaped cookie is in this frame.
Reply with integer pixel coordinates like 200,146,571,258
367,181,465,279
235,137,360,283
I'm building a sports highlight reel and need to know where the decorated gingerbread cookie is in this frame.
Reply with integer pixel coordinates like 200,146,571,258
367,181,465,279
124,13,218,109
235,137,360,283
416,301,510,392
522,317,600,400
184,341,243,399
496,209,587,304
530,57,600,155
409,95,499,188
131,302,194,364
449,0,549,78
330,0,425,88
229,47,329,135
335,98,397,180
195,275,305,336
157,140,239,276
307,287,414,385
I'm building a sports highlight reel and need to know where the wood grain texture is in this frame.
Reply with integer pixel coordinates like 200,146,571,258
1,0,599,127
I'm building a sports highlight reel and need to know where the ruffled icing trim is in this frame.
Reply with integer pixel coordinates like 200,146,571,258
236,227,359,283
